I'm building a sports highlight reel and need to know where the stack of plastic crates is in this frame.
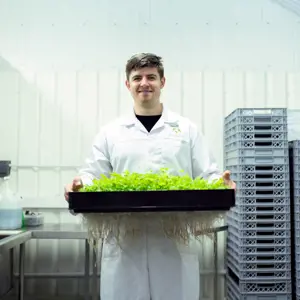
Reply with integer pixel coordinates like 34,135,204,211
224,108,292,300
289,140,300,299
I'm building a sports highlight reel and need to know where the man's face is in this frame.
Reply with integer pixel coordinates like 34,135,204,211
126,67,165,106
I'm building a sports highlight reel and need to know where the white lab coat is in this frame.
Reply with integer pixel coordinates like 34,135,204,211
79,105,222,300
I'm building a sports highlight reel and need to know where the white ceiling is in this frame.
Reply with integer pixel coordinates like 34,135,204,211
272,0,300,17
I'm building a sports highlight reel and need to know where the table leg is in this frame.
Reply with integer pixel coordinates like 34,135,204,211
92,240,97,300
18,243,25,300
213,232,218,300
98,240,103,300
10,248,14,289
85,240,90,300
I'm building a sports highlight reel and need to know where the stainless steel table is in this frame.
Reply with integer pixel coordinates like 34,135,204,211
29,224,97,300
0,224,228,300
212,225,228,300
0,224,98,300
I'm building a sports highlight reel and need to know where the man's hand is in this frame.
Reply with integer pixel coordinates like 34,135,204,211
222,170,236,190
64,176,83,201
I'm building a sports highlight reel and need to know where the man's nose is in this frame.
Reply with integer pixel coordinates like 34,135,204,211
140,77,149,86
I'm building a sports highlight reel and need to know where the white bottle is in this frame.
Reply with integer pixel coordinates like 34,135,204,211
0,177,23,230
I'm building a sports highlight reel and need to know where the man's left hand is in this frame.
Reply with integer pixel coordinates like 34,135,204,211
222,170,236,190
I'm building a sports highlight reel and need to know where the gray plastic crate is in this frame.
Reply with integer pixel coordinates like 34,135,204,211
229,209,290,219
228,227,291,241
290,140,300,149
226,245,291,264
225,131,287,140
225,156,288,166
224,112,287,126
224,123,287,134
225,148,288,159
225,116,287,128
235,205,290,214
294,170,300,181
293,181,300,189
227,233,291,248
225,108,287,119
227,225,291,244
295,254,300,262
294,202,300,213
228,235,291,247
236,261,291,271
294,229,300,248
292,140,300,146
225,140,289,151
231,172,290,181
228,225,291,239
224,108,287,125
224,131,288,143
292,164,300,173
226,287,238,300
233,194,290,201
225,134,288,146
226,277,292,300
236,181,290,189
294,214,300,223
227,244,291,257
295,226,300,236
235,185,290,191
225,131,288,142
226,271,292,294
233,205,289,213
297,286,300,300
227,237,291,255
236,189,290,198
232,221,290,231
226,279,240,300
228,209,291,223
231,212,290,222
225,164,289,174
226,259,291,282
294,147,300,157
227,217,287,231
232,269,290,281
227,251,240,268
295,276,300,298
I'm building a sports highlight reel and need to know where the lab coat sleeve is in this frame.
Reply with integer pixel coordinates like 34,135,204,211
191,126,223,181
78,130,113,186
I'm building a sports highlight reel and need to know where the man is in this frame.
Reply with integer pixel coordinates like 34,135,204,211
65,53,235,300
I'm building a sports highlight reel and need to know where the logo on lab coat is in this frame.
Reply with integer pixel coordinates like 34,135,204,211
169,122,181,134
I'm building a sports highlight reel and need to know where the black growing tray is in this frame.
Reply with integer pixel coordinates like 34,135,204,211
68,189,235,213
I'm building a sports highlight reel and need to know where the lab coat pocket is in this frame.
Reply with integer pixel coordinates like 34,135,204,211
111,137,150,167
102,238,121,260
160,136,189,159
177,243,200,300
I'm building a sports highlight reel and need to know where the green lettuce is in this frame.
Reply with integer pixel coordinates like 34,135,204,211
80,168,228,192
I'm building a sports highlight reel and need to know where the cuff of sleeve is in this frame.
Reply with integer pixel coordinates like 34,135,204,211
80,174,94,186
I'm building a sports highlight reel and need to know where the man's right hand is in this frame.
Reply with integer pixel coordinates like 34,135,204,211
64,176,83,201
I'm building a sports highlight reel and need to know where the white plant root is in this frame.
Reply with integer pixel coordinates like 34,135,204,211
81,211,226,250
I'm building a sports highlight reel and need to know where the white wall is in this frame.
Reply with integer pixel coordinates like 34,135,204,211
1,0,300,298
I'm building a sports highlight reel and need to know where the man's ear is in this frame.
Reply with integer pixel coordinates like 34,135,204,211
160,77,166,89
125,80,130,90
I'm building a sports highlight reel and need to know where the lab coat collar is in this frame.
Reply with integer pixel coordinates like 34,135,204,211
120,104,179,128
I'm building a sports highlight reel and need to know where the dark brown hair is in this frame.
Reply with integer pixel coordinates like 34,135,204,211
125,53,164,80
